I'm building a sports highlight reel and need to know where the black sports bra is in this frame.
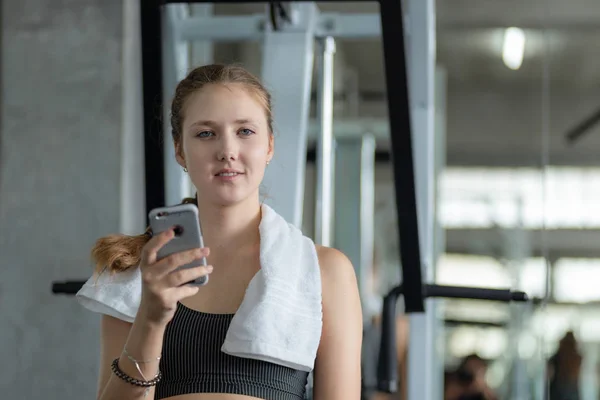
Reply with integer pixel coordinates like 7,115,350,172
154,302,309,400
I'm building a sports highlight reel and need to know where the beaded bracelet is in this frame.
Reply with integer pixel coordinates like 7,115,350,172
110,358,162,388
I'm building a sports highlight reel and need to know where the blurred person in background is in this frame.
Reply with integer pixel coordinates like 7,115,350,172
444,354,497,400
547,331,582,400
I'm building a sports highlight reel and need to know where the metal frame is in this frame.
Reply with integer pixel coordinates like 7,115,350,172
140,0,167,215
314,36,336,246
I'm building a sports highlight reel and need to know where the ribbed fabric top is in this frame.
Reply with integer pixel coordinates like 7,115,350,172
154,302,309,400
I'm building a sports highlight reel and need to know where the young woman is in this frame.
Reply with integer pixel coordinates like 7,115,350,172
82,64,362,400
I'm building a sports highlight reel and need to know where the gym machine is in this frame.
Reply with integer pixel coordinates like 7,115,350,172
52,2,533,400
376,284,528,394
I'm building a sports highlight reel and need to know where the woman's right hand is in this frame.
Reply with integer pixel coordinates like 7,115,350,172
137,227,212,327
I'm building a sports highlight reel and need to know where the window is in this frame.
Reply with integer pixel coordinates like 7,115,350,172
437,254,546,298
554,258,600,303
439,167,600,229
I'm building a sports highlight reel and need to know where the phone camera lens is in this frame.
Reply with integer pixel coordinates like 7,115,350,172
173,225,184,237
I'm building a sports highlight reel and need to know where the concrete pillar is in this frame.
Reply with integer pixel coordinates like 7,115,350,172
0,1,126,398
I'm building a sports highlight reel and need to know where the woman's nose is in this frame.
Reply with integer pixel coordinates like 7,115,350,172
218,150,237,161
217,136,239,161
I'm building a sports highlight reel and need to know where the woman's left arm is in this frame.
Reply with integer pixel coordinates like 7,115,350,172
313,246,363,400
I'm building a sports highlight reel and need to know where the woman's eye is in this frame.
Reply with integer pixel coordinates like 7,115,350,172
239,128,255,136
196,131,213,138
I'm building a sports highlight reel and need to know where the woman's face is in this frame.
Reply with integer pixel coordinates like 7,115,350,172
176,83,273,207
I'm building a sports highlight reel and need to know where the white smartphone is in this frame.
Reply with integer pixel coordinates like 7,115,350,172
148,203,209,286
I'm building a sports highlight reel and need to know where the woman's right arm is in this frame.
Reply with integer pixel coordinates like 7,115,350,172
96,228,213,400
97,315,165,400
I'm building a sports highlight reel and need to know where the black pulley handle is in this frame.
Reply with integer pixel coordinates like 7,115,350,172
376,284,529,393
52,280,85,294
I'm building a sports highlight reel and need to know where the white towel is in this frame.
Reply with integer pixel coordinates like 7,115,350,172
76,204,323,372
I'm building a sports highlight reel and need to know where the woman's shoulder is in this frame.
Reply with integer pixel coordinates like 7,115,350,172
314,245,363,344
314,245,358,289
315,245,350,266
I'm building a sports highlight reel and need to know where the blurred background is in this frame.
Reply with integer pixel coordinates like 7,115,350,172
2,0,600,399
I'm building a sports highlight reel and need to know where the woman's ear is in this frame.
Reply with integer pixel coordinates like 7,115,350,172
175,143,186,168
267,134,275,163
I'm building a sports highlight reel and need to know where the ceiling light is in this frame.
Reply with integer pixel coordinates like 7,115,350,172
502,27,526,70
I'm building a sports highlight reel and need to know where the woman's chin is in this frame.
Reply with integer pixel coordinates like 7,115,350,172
195,184,259,208
211,192,252,208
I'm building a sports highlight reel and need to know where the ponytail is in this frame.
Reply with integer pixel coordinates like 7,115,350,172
91,197,197,274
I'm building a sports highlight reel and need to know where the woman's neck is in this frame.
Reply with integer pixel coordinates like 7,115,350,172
196,197,262,251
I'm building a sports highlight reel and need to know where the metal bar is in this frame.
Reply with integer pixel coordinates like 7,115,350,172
189,4,215,67
141,0,166,216
316,13,381,39
50,281,529,302
359,135,376,300
431,66,448,400
424,285,527,301
314,37,336,246
565,107,600,145
51,281,86,294
377,286,403,393
379,0,424,312
333,136,376,305
307,147,391,164
176,13,382,41
307,118,390,140
177,14,265,42
406,0,438,397
163,5,193,205
444,319,507,328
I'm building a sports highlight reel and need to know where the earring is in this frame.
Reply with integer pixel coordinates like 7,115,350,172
183,167,188,173
266,160,270,165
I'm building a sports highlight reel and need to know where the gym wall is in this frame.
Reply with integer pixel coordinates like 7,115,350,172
0,1,124,398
